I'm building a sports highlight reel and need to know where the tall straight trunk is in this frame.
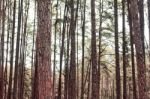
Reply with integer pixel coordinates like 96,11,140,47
114,0,121,99
13,0,23,98
57,3,68,99
64,21,70,99
18,1,30,98
0,0,5,98
35,0,52,98
4,0,11,98
138,0,145,64
81,0,86,98
129,0,147,99
7,0,16,98
76,21,79,99
75,0,79,98
147,1,150,98
127,1,137,99
74,0,80,99
98,1,103,99
148,0,150,71
122,0,127,99
68,0,76,98
91,0,99,99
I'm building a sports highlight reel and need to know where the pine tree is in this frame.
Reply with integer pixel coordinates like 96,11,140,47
91,0,99,99
129,0,147,99
114,0,121,99
34,0,52,98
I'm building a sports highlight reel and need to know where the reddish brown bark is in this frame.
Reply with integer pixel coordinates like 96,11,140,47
129,0,147,99
35,0,52,99
127,0,137,98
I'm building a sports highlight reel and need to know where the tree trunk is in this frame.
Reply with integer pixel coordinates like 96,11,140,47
13,0,23,98
127,1,137,99
138,0,145,64
81,0,86,98
122,0,127,99
129,0,147,99
7,0,16,98
35,0,52,98
91,0,99,99
0,0,5,98
148,0,150,74
114,0,121,99
68,0,76,99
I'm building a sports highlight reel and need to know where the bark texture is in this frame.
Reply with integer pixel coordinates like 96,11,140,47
130,0,147,99
114,0,121,99
35,0,52,99
91,0,99,99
